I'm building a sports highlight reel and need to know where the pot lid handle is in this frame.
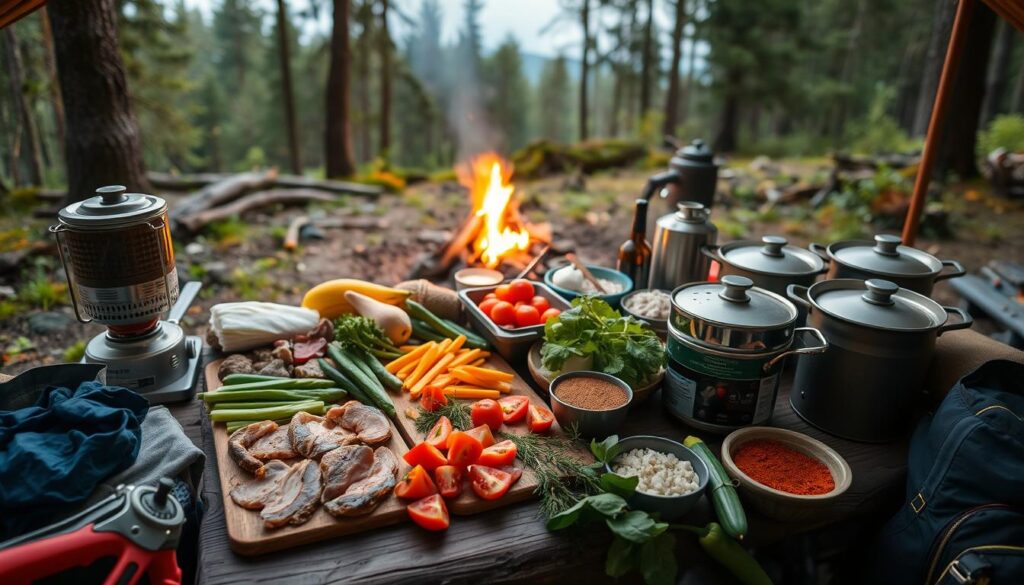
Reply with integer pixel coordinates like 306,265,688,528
872,234,902,257
719,275,753,303
96,185,128,205
862,279,899,306
760,235,787,257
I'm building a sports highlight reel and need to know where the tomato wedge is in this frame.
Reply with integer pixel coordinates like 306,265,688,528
419,385,448,412
425,415,453,450
501,465,523,484
497,396,529,423
407,494,449,531
462,424,495,448
470,399,504,432
468,464,514,500
434,465,463,499
477,439,517,467
403,441,447,472
527,404,555,433
446,430,483,468
395,465,437,500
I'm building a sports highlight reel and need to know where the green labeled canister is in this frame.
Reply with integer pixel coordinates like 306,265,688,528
663,275,828,433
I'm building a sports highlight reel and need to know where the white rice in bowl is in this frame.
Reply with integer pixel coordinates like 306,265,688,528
612,447,699,497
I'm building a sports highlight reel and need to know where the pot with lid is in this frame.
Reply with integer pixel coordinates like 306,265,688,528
788,279,973,442
663,275,828,433
811,234,965,296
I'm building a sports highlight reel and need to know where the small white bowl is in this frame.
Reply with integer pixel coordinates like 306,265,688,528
454,268,504,291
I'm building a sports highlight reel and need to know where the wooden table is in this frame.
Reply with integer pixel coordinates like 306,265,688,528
176,348,910,584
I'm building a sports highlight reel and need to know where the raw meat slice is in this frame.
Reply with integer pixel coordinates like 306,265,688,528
320,445,374,502
288,411,357,459
229,460,291,509
249,425,298,460
324,401,391,446
261,459,323,528
228,420,278,477
323,447,399,517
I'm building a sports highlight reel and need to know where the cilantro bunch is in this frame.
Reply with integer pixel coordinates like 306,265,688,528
540,296,665,389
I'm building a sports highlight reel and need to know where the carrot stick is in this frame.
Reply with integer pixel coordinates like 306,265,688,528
458,365,514,382
399,345,421,353
386,342,433,373
442,335,466,356
397,361,418,380
410,353,456,398
431,374,456,388
469,358,486,367
443,387,501,399
449,369,491,387
403,343,442,389
448,348,482,369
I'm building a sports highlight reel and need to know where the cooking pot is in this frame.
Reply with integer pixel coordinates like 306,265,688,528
663,275,828,433
809,234,964,296
787,279,972,442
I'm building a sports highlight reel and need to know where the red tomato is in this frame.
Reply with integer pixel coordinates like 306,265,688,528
463,424,496,448
407,494,449,531
468,465,514,500
470,399,504,432
494,284,513,302
395,465,438,500
501,465,524,484
478,298,500,316
507,279,535,304
528,404,555,433
403,442,447,471
434,465,463,499
477,440,517,467
530,295,551,313
446,431,483,468
497,395,529,423
514,304,541,327
489,301,516,326
419,385,448,412
540,308,561,322
425,415,452,450
483,292,497,300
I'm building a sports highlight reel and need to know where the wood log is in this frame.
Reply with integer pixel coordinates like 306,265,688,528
177,188,337,232
148,171,381,197
170,170,278,224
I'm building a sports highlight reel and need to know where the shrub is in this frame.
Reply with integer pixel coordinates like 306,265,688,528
977,114,1024,158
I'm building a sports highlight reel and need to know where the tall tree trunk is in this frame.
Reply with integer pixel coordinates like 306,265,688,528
831,0,867,141
379,0,391,157
325,0,356,178
610,68,623,136
639,0,655,116
912,0,957,137
979,18,1013,127
579,0,591,142
3,27,44,186
894,38,923,132
357,32,371,163
40,7,66,161
663,0,686,139
714,87,739,153
682,6,700,124
276,0,302,175
1013,63,1024,114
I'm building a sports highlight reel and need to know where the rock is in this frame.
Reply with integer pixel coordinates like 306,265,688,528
0,285,15,299
204,261,231,285
28,311,75,335
184,242,205,256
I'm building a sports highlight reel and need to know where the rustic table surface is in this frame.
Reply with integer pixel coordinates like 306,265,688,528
166,348,910,585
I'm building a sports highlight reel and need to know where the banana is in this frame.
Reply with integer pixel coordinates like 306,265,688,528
301,279,411,318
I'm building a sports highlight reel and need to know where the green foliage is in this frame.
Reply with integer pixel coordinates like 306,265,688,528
0,300,18,322
483,36,531,152
18,267,68,311
846,85,919,155
230,258,277,301
205,217,249,246
63,340,87,363
977,114,1024,158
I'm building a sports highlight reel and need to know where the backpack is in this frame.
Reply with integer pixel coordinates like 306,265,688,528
867,359,1024,585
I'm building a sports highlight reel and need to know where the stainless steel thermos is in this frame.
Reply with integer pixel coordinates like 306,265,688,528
648,201,717,290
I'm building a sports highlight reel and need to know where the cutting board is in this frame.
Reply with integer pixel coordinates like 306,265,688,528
204,361,411,555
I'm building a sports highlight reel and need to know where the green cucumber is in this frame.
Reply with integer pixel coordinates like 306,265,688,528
363,353,403,392
685,435,748,540
327,343,396,417
319,358,372,405
412,319,447,342
406,300,488,349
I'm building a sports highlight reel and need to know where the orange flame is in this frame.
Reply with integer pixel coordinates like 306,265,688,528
458,153,530,268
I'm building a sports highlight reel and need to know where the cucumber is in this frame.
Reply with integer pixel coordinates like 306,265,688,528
327,343,396,417
363,353,403,392
407,300,488,349
319,358,372,405
685,435,748,540
412,319,447,343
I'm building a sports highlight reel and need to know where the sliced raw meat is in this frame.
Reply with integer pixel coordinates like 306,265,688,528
323,447,399,517
261,459,323,529
320,445,375,502
228,420,278,477
288,411,356,459
249,425,298,460
325,401,391,446
229,460,291,509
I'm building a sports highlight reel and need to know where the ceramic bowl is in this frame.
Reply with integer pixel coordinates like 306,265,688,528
544,265,633,308
527,342,663,404
720,426,853,522
548,371,633,438
619,288,671,339
604,435,709,521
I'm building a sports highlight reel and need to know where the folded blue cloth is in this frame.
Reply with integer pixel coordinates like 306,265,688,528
0,381,148,538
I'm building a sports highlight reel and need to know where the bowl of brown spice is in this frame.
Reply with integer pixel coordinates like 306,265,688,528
549,371,633,438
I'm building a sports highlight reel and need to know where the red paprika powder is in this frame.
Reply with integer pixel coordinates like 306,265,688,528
732,439,835,495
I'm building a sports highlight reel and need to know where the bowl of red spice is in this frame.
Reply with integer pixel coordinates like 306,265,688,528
720,427,852,522
549,371,633,438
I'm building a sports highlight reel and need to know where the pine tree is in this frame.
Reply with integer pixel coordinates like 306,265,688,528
484,36,530,152
326,0,357,177
538,55,573,143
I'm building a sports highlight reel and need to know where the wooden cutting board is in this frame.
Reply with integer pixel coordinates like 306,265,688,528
204,361,411,556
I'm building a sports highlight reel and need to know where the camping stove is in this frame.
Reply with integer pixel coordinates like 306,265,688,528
51,185,202,404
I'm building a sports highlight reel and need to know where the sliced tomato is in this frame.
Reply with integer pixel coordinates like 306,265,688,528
446,430,483,468
497,395,529,423
477,439,517,467
419,384,448,412
425,415,452,450
527,404,555,433
403,441,447,472
501,465,523,484
407,494,449,531
434,465,463,499
462,424,495,448
468,464,514,500
395,465,437,500
470,399,504,432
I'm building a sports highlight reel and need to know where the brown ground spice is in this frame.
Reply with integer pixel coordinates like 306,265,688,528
555,377,628,410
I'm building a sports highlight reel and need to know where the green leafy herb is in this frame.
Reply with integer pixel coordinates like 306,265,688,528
640,533,677,585
599,473,638,497
590,434,620,463
500,430,602,519
606,537,637,577
333,315,402,359
606,510,668,543
413,401,472,435
540,296,665,388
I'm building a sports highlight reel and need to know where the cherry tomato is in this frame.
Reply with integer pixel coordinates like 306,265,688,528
478,298,500,316
419,384,448,412
483,292,498,300
514,304,541,327
489,301,516,326
407,494,449,531
463,424,495,448
434,465,463,499
494,284,513,302
468,464,514,500
540,308,561,323
530,295,551,313
497,395,529,423
507,279,535,303
403,441,447,471
395,465,438,500
446,430,483,468
527,404,555,433
477,440,517,467
470,399,504,432
425,415,452,450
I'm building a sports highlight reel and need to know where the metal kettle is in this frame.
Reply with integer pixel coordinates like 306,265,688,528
648,201,718,290
641,139,719,219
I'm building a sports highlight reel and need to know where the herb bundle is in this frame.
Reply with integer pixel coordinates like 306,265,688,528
499,428,602,518
333,315,402,359
413,401,472,435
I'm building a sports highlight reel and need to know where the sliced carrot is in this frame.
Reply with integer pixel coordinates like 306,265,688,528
469,358,486,367
458,365,514,383
403,343,442,389
495,381,512,394
449,369,491,387
410,353,456,398
443,386,502,399
399,345,421,353
442,335,466,356
431,374,456,388
386,342,433,373
397,361,418,380
447,348,482,369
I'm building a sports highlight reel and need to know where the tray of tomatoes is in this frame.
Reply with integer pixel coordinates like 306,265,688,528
457,280,572,362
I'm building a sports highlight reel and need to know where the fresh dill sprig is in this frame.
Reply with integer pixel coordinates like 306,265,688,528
499,428,602,519
413,401,472,435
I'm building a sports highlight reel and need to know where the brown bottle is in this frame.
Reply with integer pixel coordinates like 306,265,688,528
616,198,652,288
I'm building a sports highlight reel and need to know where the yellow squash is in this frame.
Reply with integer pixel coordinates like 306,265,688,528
301,279,411,318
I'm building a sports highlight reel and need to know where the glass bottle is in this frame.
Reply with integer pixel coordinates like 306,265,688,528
616,198,652,288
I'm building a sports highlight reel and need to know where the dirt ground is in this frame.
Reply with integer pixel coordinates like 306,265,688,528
2,161,1022,376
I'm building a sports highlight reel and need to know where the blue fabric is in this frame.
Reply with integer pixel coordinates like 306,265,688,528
0,381,148,538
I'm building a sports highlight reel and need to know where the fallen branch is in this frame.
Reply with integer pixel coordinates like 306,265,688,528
177,188,338,232
149,171,382,197
170,170,279,224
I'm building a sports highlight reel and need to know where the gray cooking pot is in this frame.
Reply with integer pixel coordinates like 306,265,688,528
809,234,965,296
787,279,972,442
